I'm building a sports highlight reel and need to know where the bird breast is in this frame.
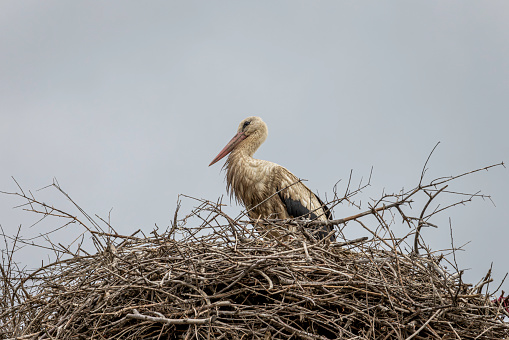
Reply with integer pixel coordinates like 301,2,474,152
226,154,285,219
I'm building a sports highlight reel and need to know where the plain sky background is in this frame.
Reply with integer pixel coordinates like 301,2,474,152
1,1,508,292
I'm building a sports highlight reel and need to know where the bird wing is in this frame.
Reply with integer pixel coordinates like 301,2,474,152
273,166,334,240
273,166,327,219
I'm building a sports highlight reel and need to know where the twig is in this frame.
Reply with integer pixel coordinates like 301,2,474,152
126,309,216,325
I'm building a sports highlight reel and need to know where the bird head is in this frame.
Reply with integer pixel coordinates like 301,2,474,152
209,116,268,166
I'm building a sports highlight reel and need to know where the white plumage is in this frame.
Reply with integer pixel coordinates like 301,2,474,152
209,116,333,240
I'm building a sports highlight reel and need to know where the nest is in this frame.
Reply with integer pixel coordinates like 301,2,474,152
1,162,508,339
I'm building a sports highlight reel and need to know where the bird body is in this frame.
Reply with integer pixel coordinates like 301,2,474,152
209,116,333,240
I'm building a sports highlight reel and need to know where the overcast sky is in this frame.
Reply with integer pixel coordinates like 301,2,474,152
1,1,508,292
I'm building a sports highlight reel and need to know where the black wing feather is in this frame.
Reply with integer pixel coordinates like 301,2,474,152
315,195,333,220
278,191,319,220
277,189,335,241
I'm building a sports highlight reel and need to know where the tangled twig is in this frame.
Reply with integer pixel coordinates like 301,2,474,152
0,161,507,339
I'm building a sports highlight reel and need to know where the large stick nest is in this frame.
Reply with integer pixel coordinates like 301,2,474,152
1,161,508,339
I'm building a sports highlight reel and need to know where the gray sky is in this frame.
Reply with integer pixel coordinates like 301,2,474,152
1,1,508,292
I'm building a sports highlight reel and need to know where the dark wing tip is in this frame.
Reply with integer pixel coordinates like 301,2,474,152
277,190,335,241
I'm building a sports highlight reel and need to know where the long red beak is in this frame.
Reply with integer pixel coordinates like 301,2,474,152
209,131,247,166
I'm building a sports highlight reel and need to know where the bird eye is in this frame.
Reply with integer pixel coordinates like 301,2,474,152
242,121,251,130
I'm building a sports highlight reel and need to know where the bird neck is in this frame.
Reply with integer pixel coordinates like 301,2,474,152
231,131,265,159
227,146,258,170
224,131,268,199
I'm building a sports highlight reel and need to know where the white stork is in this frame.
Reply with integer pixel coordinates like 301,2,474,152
209,116,334,240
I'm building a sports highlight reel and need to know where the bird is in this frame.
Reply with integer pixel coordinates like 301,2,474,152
209,116,334,240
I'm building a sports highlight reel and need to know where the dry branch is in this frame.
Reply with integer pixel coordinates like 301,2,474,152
1,162,507,339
